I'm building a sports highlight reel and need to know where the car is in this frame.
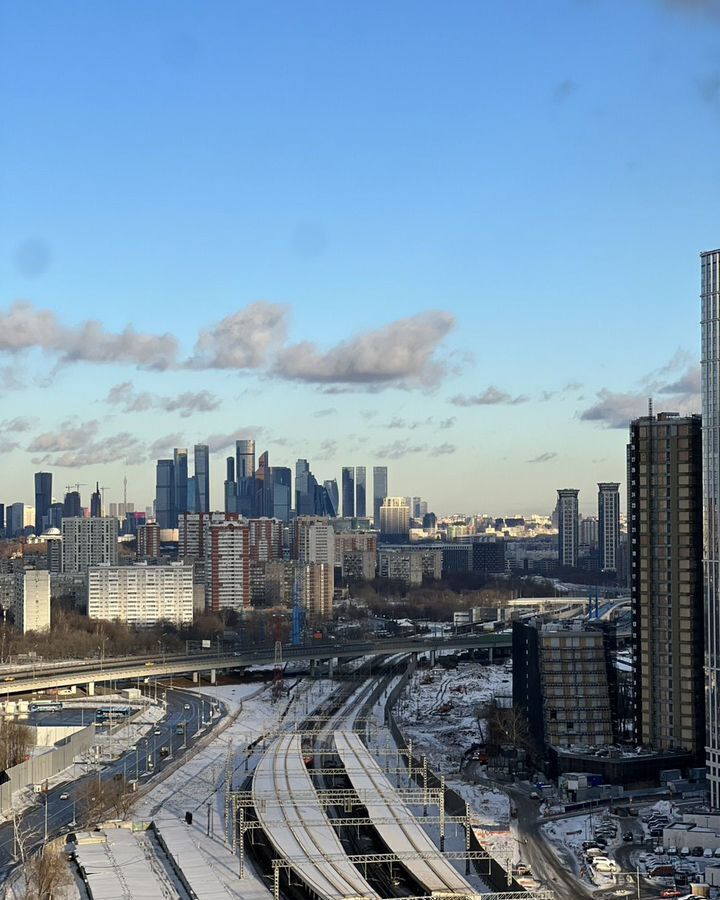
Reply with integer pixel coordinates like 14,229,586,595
714,847,720,858
704,847,714,858
666,845,677,855
623,831,634,841
582,841,600,851
594,838,608,848
59,793,69,800
515,864,530,875
660,890,683,898
529,791,540,800
691,846,704,857
144,661,155,667
154,728,161,735
653,845,664,854
680,846,690,856
184,703,191,710
3,676,14,682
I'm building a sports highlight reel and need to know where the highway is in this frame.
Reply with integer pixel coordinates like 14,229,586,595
0,686,215,880
0,633,510,695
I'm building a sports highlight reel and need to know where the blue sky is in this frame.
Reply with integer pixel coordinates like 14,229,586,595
0,0,718,515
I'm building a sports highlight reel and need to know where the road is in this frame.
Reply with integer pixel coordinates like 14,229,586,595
0,633,511,695
459,768,664,900
0,685,218,881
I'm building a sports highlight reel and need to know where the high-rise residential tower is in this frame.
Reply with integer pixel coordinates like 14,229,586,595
598,482,621,572
373,466,388,527
355,466,367,518
557,489,579,568
629,411,704,759
379,497,410,541
34,472,52,534
702,248,720,803
342,467,355,518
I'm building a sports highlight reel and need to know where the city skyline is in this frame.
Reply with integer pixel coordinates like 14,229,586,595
1,2,717,513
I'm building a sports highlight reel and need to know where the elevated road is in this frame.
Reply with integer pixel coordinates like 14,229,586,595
0,633,510,696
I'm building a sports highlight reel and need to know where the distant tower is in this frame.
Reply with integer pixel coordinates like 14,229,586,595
173,448,189,522
342,467,355,518
34,472,52,534
224,456,237,514
236,439,256,517
373,466,388,527
557,489,579,568
194,444,210,513
355,466,367,518
90,482,102,518
597,482,620,572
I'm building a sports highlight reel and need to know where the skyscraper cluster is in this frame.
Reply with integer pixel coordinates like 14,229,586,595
155,444,210,528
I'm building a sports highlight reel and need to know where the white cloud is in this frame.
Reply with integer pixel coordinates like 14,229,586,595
274,311,455,388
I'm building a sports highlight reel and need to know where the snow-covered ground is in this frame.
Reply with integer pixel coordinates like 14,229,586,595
133,677,338,898
392,660,515,863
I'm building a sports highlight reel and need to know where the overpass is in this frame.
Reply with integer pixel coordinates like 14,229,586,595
0,633,510,696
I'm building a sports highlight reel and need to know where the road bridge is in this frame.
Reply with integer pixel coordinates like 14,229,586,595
0,633,510,696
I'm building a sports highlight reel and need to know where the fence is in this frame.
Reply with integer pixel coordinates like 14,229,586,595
0,722,96,814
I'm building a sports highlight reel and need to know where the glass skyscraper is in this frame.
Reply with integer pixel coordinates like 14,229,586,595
34,471,52,534
373,466,388,527
194,444,210,513
342,466,355,518
703,248,720,805
355,466,367,518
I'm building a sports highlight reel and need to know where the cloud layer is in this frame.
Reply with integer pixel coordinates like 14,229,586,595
274,311,455,387
0,301,455,392
106,382,221,417
450,385,529,407
579,361,701,429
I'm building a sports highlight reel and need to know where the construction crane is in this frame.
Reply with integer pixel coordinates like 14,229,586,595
98,486,111,515
65,483,86,494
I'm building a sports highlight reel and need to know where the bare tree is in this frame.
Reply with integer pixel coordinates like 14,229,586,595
485,700,532,755
24,843,72,899
0,719,33,771
77,775,135,826
9,804,38,865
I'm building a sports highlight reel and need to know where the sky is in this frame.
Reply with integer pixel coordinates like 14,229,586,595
0,0,718,516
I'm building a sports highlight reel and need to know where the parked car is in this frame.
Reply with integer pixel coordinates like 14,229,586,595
680,846,690,856
529,791,540,800
660,890,683,898
582,841,600,851
623,831,634,842
691,846,704,857
714,847,720,858
59,793,69,800
666,846,677,855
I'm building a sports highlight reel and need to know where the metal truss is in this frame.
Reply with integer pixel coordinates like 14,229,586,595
232,787,444,809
